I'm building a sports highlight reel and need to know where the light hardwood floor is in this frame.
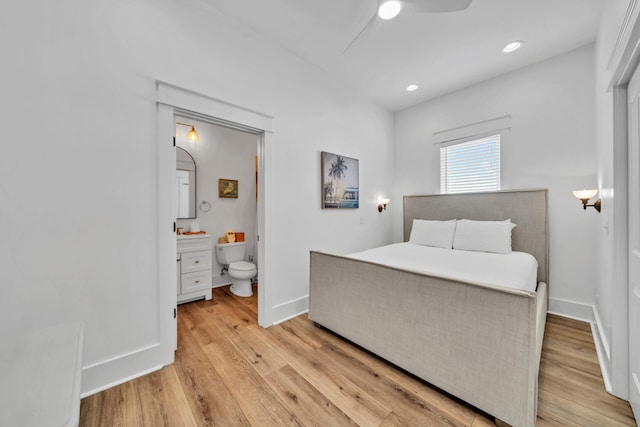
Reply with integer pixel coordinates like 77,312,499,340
80,285,636,426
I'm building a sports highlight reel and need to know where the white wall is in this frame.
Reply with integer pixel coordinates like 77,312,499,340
176,119,259,286
393,45,598,317
0,0,394,395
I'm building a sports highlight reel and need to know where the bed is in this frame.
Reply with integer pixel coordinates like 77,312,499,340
309,189,548,427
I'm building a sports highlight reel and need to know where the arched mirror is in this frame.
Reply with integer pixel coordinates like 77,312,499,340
176,147,196,219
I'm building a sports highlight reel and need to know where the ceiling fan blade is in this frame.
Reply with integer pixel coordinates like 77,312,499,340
403,0,472,13
343,10,381,54
343,0,471,53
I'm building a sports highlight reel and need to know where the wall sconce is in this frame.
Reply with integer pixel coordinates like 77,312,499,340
176,122,199,142
572,189,601,213
378,198,390,213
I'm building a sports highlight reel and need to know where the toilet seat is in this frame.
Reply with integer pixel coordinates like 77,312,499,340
229,261,256,272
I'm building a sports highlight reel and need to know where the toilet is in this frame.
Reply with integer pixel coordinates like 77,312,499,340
215,242,257,297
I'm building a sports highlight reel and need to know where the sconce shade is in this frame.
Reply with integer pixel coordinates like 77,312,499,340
572,189,598,200
176,122,199,142
187,126,199,142
573,189,601,213
377,198,390,213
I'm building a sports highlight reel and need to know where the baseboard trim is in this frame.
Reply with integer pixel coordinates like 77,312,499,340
547,297,595,322
80,343,167,397
591,305,614,394
270,295,309,326
547,299,613,395
592,305,612,360
592,321,614,393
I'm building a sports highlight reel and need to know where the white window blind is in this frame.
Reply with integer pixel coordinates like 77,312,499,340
440,134,501,194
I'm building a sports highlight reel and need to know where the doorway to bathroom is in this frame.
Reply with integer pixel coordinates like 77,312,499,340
175,116,260,293
156,81,274,361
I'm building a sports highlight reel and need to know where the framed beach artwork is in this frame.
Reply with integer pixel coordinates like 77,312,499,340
219,178,238,198
321,151,359,209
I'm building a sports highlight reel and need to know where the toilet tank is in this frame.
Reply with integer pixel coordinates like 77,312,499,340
215,242,246,264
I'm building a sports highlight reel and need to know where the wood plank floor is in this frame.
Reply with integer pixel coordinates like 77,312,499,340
80,285,636,426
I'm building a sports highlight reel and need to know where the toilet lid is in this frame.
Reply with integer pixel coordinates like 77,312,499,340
229,261,256,271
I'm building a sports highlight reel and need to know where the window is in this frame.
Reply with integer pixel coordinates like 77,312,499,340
440,134,500,194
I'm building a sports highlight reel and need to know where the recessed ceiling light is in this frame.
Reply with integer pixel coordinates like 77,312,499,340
378,1,402,20
502,40,524,53
406,84,419,92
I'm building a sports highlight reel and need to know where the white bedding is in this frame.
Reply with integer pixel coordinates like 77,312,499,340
347,242,538,292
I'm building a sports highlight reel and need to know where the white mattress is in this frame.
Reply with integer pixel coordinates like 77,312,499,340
347,242,538,292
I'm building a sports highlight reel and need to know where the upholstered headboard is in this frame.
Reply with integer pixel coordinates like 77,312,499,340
403,189,549,283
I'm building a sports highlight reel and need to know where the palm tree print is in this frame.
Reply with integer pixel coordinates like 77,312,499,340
321,152,359,209
329,155,348,200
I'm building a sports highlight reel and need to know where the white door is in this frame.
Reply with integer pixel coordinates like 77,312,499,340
627,64,640,419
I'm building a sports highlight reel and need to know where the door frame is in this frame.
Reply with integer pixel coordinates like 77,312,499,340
156,81,275,363
609,2,640,404
626,64,640,419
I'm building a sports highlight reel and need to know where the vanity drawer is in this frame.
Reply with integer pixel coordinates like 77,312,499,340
180,250,212,273
181,270,212,294
177,237,213,253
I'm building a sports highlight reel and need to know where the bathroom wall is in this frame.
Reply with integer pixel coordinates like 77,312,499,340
176,118,258,286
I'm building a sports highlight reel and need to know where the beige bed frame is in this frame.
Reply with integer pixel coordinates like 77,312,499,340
309,189,548,427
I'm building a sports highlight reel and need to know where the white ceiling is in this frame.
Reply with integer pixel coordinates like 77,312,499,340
206,0,604,112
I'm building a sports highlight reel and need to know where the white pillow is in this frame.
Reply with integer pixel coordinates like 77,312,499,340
409,219,457,249
452,219,516,254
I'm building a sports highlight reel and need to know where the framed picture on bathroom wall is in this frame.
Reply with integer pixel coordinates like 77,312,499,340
218,178,238,198
321,151,359,209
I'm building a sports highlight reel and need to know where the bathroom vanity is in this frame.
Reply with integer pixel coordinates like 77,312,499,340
177,234,213,304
